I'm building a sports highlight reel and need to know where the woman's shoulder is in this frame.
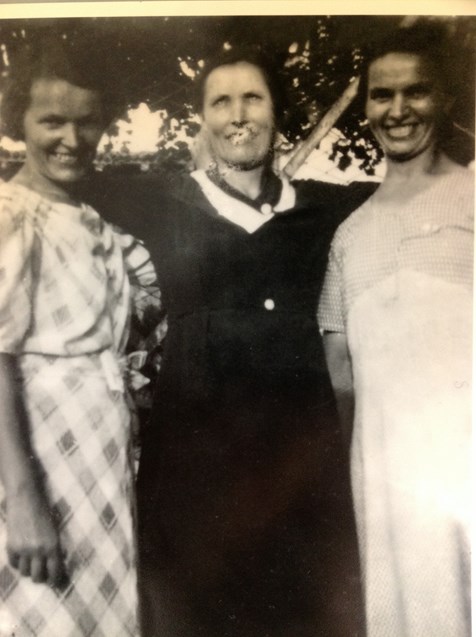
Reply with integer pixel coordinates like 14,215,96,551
442,163,474,193
0,179,39,218
0,178,21,201
328,194,378,253
432,165,474,226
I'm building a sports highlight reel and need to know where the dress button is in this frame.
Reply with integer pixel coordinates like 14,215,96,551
421,222,440,234
264,298,275,310
260,203,273,215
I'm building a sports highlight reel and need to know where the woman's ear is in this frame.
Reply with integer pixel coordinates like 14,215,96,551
442,92,456,116
190,124,214,171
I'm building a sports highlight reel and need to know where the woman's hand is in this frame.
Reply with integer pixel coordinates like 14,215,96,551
0,354,66,587
6,488,66,587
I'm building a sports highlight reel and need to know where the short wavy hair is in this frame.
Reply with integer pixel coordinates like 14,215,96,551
193,45,289,130
353,21,462,154
357,22,455,111
1,36,123,141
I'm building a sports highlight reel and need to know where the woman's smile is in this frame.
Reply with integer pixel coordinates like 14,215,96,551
21,77,105,197
202,62,274,170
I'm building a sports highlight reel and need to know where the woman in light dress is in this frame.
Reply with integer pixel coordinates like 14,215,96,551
0,39,157,636
319,23,473,637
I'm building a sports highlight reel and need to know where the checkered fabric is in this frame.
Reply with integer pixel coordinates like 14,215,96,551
318,168,473,637
318,169,473,334
0,182,152,636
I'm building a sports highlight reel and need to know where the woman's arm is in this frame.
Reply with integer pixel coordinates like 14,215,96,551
322,331,355,450
0,353,65,586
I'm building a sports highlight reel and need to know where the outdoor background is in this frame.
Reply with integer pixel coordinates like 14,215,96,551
0,14,474,183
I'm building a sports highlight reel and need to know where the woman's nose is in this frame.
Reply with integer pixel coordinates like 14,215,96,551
62,123,80,148
230,99,247,124
388,94,409,119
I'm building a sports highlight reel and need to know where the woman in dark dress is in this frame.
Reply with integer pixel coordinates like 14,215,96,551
129,48,373,637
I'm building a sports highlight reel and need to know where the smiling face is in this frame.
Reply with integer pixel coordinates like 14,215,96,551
201,61,275,170
366,52,447,163
22,78,106,195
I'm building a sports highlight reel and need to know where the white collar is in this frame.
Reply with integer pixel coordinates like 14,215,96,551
191,169,296,234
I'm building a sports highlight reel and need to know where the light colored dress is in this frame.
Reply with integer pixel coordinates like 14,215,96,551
0,182,155,637
318,168,473,637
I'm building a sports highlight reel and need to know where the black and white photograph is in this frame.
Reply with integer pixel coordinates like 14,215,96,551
0,2,473,636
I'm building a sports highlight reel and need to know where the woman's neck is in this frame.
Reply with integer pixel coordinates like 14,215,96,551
214,161,265,200
385,145,454,183
375,147,459,204
12,165,81,206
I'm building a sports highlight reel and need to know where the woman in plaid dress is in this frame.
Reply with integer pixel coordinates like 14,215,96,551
0,40,154,636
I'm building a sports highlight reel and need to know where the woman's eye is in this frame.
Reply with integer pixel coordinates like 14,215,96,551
369,90,392,103
41,118,64,129
407,90,430,100
80,119,103,130
405,83,432,100
212,96,228,107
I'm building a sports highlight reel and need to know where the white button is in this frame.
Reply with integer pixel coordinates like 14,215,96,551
421,222,440,234
260,203,273,215
264,298,275,310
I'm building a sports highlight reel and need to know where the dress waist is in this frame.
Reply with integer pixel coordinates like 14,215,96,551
18,349,149,394
167,305,318,323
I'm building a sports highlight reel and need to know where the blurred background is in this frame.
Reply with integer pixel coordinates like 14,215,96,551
0,14,474,183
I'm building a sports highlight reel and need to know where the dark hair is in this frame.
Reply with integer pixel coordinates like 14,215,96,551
358,22,454,108
1,36,123,141
193,45,288,129
354,21,467,156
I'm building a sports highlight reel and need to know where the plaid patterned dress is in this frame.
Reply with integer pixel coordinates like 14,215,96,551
0,182,153,637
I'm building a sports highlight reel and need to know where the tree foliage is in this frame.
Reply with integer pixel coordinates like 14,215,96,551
0,14,474,175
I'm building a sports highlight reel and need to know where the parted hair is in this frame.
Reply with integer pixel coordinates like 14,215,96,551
193,45,289,129
1,36,123,141
357,21,455,107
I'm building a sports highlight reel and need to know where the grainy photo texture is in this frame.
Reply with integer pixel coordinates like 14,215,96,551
0,12,473,637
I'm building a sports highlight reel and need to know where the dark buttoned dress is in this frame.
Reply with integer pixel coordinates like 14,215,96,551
116,173,372,637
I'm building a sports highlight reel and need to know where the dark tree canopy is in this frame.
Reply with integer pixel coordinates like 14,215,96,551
0,15,474,175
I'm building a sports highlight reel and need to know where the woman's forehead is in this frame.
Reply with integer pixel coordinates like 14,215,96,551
368,52,437,87
28,77,103,114
204,62,269,95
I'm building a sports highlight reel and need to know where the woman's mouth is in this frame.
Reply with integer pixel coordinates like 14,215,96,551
384,123,419,139
50,151,83,165
225,127,258,145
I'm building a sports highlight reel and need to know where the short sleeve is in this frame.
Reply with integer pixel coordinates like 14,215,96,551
0,203,35,352
318,237,346,333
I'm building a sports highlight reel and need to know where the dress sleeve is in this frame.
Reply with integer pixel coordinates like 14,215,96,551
0,202,35,353
113,226,163,323
318,236,346,334
113,226,167,421
113,225,167,363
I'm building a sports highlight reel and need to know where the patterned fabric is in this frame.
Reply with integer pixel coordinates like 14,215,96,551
0,182,156,636
318,168,473,637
